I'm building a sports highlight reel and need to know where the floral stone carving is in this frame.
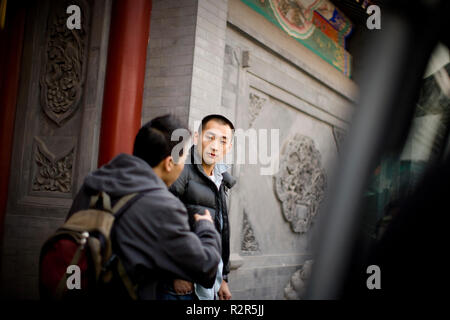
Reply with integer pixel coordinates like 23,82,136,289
39,0,89,125
274,134,326,233
248,93,266,127
333,126,346,153
284,260,314,300
32,137,74,193
241,210,260,254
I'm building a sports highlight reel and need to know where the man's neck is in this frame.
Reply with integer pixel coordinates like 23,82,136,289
151,165,169,186
202,162,215,177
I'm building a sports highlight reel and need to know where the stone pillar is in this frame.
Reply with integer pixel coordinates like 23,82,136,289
142,0,198,126
188,0,229,129
143,0,229,130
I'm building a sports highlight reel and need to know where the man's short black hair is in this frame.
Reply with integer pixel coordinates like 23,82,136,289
199,114,235,132
133,114,190,168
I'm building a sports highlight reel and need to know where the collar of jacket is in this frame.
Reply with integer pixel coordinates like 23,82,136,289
190,145,236,189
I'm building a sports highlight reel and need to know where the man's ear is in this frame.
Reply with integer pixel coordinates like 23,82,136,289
164,156,174,172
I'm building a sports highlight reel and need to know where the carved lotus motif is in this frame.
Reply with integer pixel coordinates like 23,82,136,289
275,134,326,233
32,137,74,193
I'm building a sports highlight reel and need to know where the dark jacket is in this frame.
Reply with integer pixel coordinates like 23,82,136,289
169,145,236,278
67,153,221,299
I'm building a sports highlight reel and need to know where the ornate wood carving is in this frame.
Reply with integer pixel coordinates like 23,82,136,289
39,0,90,126
274,134,326,233
32,137,74,193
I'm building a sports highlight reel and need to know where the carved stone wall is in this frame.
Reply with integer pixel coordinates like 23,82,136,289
333,126,346,153
241,210,260,255
1,0,111,299
274,134,327,233
248,92,266,128
40,0,90,126
32,137,75,193
284,259,314,300
223,13,352,298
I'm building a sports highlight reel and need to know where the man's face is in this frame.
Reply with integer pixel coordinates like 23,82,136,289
199,120,233,166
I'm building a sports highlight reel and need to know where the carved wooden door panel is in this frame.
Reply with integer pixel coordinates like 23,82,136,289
1,0,111,299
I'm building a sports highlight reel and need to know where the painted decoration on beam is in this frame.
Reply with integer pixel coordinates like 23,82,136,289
241,0,353,77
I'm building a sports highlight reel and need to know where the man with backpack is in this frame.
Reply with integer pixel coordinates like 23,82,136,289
40,114,221,300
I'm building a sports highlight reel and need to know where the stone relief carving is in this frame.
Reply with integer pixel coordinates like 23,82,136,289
241,210,260,255
248,93,266,127
274,134,326,233
284,260,314,300
333,126,346,153
32,137,74,193
40,0,90,126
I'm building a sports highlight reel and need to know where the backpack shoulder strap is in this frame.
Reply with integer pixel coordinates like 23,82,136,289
112,192,146,220
89,191,112,212
88,192,145,218
109,192,146,300
112,193,137,215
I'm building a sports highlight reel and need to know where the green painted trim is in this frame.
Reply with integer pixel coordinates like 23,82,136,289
240,0,352,77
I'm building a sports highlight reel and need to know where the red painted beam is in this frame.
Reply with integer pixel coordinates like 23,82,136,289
0,2,25,241
98,0,152,167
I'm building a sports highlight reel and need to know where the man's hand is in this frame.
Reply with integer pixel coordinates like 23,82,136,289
194,209,213,224
218,280,232,300
173,279,193,295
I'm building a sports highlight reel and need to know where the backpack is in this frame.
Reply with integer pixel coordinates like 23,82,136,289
39,191,143,300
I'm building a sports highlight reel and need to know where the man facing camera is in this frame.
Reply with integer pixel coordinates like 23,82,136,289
168,114,236,300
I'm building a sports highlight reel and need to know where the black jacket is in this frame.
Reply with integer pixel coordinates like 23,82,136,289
67,153,221,299
169,145,236,278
